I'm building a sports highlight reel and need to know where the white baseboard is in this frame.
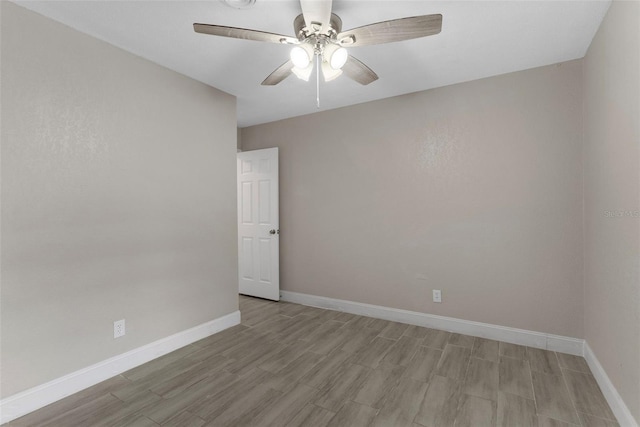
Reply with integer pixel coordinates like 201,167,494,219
280,291,584,355
584,342,639,427
0,310,240,425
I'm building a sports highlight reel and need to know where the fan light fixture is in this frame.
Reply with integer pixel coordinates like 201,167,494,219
290,46,311,69
321,61,342,82
290,44,348,83
325,45,348,70
292,64,313,81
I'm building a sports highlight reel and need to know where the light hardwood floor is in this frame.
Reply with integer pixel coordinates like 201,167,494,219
9,296,617,426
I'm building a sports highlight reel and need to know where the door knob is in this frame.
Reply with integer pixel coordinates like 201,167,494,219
269,229,279,235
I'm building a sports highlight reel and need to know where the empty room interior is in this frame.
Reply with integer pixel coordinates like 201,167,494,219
1,0,639,426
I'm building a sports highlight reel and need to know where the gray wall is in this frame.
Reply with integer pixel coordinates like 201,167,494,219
242,60,584,338
583,0,640,421
1,2,238,397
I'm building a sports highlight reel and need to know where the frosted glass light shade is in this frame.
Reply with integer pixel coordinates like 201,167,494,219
324,44,348,70
321,61,342,82
290,46,311,69
330,47,348,69
292,64,313,81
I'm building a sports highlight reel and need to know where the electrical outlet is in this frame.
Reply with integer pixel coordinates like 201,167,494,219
114,319,125,338
432,290,442,303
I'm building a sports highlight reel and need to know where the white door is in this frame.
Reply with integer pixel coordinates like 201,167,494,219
237,148,279,301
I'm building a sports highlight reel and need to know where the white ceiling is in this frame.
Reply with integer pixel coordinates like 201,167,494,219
15,0,610,127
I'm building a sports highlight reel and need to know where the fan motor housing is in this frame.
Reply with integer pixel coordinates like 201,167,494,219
294,13,342,41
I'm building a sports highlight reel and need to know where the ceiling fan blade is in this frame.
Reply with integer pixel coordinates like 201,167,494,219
342,56,378,85
300,0,333,33
261,60,294,86
337,14,442,47
194,23,298,44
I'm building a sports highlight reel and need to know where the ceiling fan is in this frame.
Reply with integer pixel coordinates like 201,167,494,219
193,0,442,86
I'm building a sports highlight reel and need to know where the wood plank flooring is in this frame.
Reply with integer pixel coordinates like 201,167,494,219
9,296,618,426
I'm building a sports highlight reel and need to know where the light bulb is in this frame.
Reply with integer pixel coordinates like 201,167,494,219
290,46,310,69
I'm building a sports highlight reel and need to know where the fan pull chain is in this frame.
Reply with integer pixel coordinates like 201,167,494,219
316,53,320,109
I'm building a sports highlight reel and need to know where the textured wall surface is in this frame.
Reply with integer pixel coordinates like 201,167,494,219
242,60,584,338
583,1,640,422
1,2,238,397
